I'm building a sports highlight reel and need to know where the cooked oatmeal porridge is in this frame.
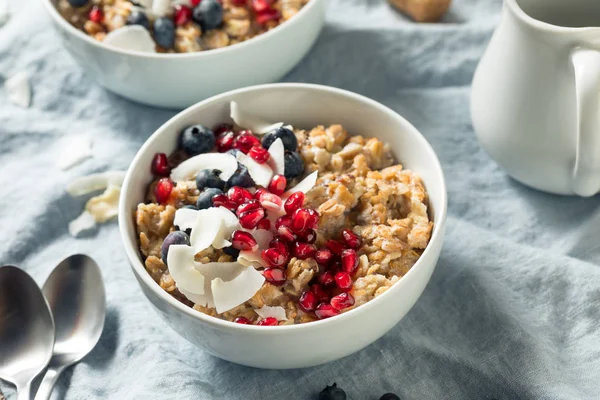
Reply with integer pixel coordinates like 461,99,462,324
57,0,309,53
135,102,433,325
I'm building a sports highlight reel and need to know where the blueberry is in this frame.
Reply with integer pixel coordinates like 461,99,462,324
67,0,89,7
283,151,304,180
196,188,223,210
262,127,298,152
126,10,150,30
180,125,216,155
192,0,223,30
196,169,225,191
161,231,190,265
379,394,401,400
153,17,175,49
318,383,346,400
227,163,255,188
223,246,240,259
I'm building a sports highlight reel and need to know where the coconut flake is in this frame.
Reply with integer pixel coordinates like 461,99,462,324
212,207,241,249
85,185,121,223
282,171,318,199
236,151,273,187
251,229,274,249
104,26,156,53
173,208,198,232
255,305,288,321
170,153,237,183
179,261,247,308
66,171,125,196
5,71,31,108
237,250,266,268
68,211,96,237
211,266,265,313
152,0,170,17
167,245,206,295
190,209,223,252
267,138,285,176
57,135,93,170
0,0,9,27
230,101,283,134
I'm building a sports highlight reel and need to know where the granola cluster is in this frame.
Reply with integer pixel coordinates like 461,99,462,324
135,124,433,324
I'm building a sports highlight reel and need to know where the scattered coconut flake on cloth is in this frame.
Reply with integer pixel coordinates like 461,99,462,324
255,306,288,321
104,26,156,53
85,185,121,223
68,211,96,237
5,71,31,108
66,171,126,196
57,135,93,170
230,101,283,134
0,0,9,27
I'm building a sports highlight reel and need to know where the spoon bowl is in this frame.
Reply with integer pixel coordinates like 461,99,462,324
34,254,105,400
0,266,55,400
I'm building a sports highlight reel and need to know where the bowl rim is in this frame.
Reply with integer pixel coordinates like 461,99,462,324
118,82,448,333
41,0,324,59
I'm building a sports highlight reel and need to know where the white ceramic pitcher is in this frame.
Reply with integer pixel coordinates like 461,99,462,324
472,0,600,196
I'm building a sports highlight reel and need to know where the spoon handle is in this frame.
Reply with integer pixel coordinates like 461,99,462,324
17,381,31,400
33,367,64,400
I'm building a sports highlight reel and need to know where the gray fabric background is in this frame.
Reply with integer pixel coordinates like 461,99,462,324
2,0,600,398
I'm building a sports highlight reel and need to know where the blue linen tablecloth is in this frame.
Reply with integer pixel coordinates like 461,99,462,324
2,0,600,398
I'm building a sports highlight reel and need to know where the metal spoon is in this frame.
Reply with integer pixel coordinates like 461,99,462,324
34,254,105,400
0,266,55,400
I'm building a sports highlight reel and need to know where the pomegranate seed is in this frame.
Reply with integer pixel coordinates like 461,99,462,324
315,303,340,319
268,174,287,195
257,191,282,211
334,271,353,291
269,237,289,257
312,284,330,303
231,230,258,251
261,249,287,269
213,123,233,136
154,178,173,204
248,146,270,164
174,4,192,26
330,292,355,310
292,242,316,260
236,199,261,216
297,229,317,244
330,261,342,273
190,0,201,6
341,229,362,249
256,8,281,24
291,208,317,234
341,249,359,274
216,130,235,152
284,192,304,214
314,248,334,265
239,208,265,229
231,0,247,5
212,194,237,211
278,225,296,242
298,290,317,312
326,239,346,255
233,132,260,154
257,316,279,326
227,186,253,205
275,215,291,229
263,268,286,285
251,0,271,12
151,153,171,176
234,317,252,324
319,271,335,286
305,209,319,229
88,6,103,23
256,219,271,230
254,187,268,200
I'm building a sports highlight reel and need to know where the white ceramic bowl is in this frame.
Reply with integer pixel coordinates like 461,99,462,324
118,83,447,369
42,0,327,109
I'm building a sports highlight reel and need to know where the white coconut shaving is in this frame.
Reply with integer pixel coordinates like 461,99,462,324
57,135,93,170
170,153,237,183
85,185,121,223
189,207,240,252
5,71,31,108
66,171,126,196
237,250,266,268
267,138,285,176
152,0,171,17
255,305,288,321
0,0,9,27
230,101,283,135
236,151,273,187
173,208,199,232
104,26,156,53
167,245,206,295
211,266,265,314
68,211,96,237
282,170,318,199
250,228,274,249
212,207,241,249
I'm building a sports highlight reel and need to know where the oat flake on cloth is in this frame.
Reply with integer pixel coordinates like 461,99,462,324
1,0,599,399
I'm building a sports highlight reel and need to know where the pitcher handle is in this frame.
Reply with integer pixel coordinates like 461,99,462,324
571,48,600,197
